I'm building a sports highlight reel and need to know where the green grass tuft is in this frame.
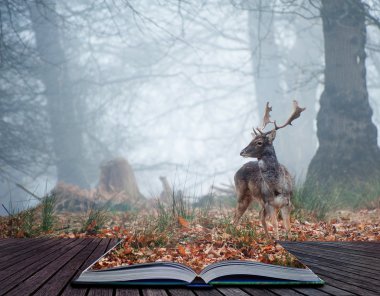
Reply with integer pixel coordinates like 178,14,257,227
81,207,109,234
41,193,57,232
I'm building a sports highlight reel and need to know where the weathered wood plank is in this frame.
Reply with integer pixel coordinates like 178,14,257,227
86,239,127,296
115,288,141,296
298,259,380,290
193,289,223,296
0,237,47,253
60,239,111,296
297,241,380,248
315,284,355,296
166,288,196,296
4,239,92,296
0,238,78,282
0,239,83,294
217,287,250,296
281,243,380,272
287,253,380,278
296,249,378,278
299,266,380,296
266,288,305,296
340,241,380,250
0,238,20,247
141,288,169,296
292,287,334,296
84,239,132,296
284,243,380,265
282,248,379,278
286,241,380,258
0,238,60,269
87,288,114,296
33,238,100,296
241,288,276,296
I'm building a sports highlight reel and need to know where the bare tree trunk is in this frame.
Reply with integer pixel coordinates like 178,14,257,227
247,2,298,175
282,17,321,180
29,1,88,187
97,157,143,202
159,176,172,203
306,0,380,188
248,1,282,115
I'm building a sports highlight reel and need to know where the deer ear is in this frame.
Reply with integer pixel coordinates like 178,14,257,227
267,130,276,144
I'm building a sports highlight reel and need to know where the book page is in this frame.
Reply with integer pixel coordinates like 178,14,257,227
91,223,305,274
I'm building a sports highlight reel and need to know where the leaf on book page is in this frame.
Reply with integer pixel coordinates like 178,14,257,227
123,247,133,255
178,245,187,256
178,216,190,228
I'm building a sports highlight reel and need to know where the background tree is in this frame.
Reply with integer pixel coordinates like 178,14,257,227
29,0,89,187
306,0,380,189
0,1,49,173
246,0,321,179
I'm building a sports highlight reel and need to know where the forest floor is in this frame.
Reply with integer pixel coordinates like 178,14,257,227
1,202,379,272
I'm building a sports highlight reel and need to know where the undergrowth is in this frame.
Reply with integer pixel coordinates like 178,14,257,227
293,177,380,221
81,207,109,235
1,176,380,238
41,193,57,232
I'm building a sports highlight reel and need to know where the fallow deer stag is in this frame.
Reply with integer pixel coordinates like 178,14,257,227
234,100,305,239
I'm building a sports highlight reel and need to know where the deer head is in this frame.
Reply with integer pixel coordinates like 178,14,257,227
240,100,305,159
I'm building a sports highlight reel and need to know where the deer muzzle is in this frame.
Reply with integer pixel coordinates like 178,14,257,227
240,149,249,157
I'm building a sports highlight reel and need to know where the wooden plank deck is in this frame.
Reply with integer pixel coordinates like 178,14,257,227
0,239,378,296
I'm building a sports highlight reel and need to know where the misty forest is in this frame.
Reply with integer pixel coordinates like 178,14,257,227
1,0,380,252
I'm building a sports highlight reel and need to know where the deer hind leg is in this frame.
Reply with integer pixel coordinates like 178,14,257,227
233,194,252,225
280,205,291,238
260,207,269,238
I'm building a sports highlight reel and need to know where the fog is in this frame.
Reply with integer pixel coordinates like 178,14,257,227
1,0,380,215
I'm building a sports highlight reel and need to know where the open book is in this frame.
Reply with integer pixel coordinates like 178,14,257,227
72,240,324,287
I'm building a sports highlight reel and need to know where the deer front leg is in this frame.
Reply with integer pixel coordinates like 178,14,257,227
233,195,252,225
271,210,279,240
260,207,269,238
280,205,291,239
262,203,278,240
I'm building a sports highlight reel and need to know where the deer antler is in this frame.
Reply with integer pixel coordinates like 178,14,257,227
260,102,274,130
272,100,305,131
254,102,273,135
256,100,305,136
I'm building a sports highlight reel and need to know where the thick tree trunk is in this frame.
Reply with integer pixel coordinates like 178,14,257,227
29,1,88,187
306,0,380,188
97,157,143,203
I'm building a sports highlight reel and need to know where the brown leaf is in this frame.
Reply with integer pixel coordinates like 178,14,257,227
178,245,187,256
178,216,190,228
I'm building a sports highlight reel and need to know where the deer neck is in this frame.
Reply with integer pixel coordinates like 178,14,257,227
258,146,279,173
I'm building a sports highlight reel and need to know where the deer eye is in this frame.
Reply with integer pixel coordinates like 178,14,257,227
257,141,263,146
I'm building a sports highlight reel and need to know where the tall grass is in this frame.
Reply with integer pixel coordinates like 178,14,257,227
293,176,380,220
154,180,222,232
41,193,57,232
171,189,195,220
2,199,41,237
81,207,109,234
21,208,38,236
341,178,380,209
292,184,334,221
156,199,172,232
